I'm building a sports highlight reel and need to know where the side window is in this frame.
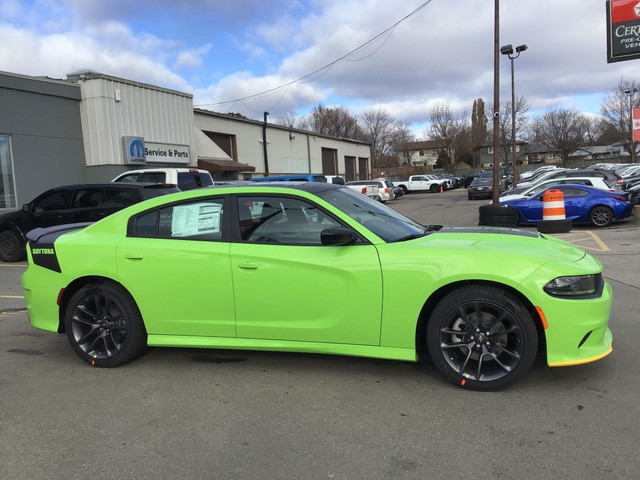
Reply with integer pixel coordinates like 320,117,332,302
130,198,225,241
237,196,341,245
32,190,70,212
104,188,138,207
562,188,589,199
115,173,141,183
72,188,105,209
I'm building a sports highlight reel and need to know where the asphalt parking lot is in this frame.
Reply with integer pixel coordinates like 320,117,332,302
1,188,639,479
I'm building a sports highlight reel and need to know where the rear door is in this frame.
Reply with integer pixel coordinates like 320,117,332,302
117,195,235,337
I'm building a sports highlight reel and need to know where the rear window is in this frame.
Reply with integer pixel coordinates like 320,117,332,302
139,172,167,183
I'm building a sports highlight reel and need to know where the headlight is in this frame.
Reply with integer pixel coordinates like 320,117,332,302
544,275,597,297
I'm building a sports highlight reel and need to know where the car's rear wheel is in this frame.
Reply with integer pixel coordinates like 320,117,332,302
0,230,26,262
588,205,614,228
426,285,538,390
64,282,147,367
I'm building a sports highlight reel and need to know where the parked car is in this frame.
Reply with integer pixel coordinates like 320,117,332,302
518,165,559,182
112,168,213,191
628,182,640,205
516,168,621,191
0,183,179,262
500,184,632,228
499,176,613,202
468,177,501,200
22,182,613,390
250,174,327,183
393,175,444,194
324,175,346,185
463,170,481,188
346,179,393,202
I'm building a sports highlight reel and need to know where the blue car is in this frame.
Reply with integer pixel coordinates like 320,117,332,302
500,184,633,228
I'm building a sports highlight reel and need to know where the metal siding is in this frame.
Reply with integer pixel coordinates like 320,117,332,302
194,111,371,176
80,78,195,167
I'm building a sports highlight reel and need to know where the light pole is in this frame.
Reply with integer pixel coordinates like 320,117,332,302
622,87,638,163
500,43,527,188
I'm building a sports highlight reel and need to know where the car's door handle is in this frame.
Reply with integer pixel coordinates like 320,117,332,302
238,261,258,270
124,253,144,260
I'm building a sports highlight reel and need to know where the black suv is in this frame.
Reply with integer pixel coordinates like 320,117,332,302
0,183,179,262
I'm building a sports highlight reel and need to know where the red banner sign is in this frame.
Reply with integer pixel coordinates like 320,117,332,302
633,108,640,141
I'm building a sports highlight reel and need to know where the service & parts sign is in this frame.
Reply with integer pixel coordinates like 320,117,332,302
608,0,640,62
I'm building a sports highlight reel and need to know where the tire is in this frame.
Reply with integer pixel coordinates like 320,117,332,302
430,184,441,193
426,285,538,390
64,282,147,367
478,205,520,227
588,205,614,228
400,185,408,194
0,230,26,262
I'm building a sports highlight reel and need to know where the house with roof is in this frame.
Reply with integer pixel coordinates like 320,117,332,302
396,140,447,168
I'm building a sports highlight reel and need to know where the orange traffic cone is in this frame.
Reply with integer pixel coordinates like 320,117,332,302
537,188,572,233
440,184,443,193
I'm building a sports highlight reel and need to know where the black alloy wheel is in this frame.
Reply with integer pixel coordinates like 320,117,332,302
426,285,538,390
0,230,26,262
588,205,614,228
64,282,147,367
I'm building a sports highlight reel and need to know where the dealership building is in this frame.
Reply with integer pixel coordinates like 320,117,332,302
0,70,371,210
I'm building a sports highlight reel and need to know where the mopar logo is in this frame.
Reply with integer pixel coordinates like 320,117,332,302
123,136,146,164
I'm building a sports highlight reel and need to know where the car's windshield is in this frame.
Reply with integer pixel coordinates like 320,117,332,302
316,187,426,242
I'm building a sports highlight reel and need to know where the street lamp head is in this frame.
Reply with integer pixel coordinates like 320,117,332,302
500,44,514,55
515,44,528,53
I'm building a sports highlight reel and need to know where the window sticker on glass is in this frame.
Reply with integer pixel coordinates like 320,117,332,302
171,203,222,237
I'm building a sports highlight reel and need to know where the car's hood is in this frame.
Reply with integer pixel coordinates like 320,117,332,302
416,225,586,263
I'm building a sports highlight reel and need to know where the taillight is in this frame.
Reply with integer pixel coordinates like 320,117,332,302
614,195,629,201
384,188,389,194
362,187,367,194
57,288,65,306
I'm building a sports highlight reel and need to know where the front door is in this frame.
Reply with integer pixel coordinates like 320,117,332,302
231,195,382,345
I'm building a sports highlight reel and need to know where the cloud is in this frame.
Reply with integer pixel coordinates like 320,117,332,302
173,44,213,70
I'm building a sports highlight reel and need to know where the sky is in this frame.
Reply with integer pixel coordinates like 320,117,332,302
1,0,638,137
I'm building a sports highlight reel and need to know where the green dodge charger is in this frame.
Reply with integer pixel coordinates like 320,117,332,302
21,182,613,390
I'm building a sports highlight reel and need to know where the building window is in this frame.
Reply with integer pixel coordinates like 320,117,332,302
419,150,425,156
0,136,16,209
488,147,493,154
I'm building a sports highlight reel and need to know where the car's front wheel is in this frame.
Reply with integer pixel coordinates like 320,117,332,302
64,282,147,367
430,184,441,193
588,205,614,228
426,285,538,390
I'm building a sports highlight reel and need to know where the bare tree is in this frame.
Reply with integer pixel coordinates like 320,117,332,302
493,96,529,165
600,77,640,155
274,112,303,129
301,104,358,139
358,108,398,168
531,107,589,167
471,98,488,147
427,102,468,173
389,121,415,166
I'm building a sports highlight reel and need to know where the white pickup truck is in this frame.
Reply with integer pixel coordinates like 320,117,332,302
345,182,381,201
393,175,444,194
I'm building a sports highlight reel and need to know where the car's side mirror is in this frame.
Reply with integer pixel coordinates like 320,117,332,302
22,203,31,213
321,228,357,246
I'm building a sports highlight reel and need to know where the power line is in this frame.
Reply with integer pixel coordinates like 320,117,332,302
194,0,435,109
